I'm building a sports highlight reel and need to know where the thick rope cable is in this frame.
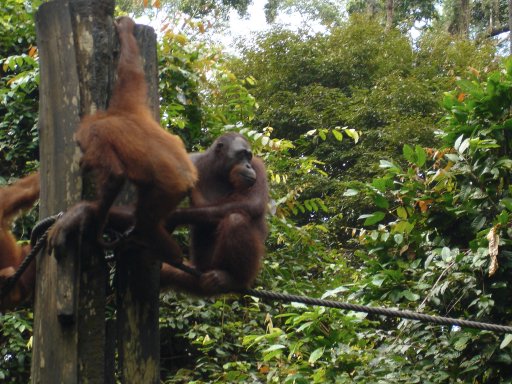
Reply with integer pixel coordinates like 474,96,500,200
2,212,200,297
30,213,62,247
239,288,512,334
164,263,512,334
4,214,512,334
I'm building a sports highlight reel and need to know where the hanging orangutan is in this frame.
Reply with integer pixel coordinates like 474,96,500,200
48,17,197,266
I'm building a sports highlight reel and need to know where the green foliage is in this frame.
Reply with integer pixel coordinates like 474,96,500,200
241,306,379,383
159,293,267,383
345,58,512,382
0,3,39,379
414,30,499,84
1,2,511,383
263,0,344,26
0,311,33,383
347,0,440,31
0,0,40,178
158,21,257,149
116,0,251,21
440,0,509,40
174,26,509,384
0,0,39,57
236,15,496,164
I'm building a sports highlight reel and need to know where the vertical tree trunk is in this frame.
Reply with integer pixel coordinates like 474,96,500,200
366,0,378,18
32,1,162,383
385,0,394,31
490,0,499,30
509,0,512,53
460,0,470,36
448,0,471,36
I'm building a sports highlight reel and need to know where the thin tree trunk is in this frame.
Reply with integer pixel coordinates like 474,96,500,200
460,0,470,36
490,0,499,30
509,0,512,53
385,0,394,31
366,0,377,18
448,0,471,36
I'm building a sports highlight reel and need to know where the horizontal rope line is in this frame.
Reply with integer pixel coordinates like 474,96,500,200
240,288,512,334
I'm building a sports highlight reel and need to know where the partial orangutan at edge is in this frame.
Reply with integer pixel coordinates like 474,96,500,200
48,16,197,265
0,133,268,309
0,173,132,310
0,173,39,310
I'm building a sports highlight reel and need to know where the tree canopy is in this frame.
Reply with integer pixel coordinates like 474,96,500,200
2,1,512,383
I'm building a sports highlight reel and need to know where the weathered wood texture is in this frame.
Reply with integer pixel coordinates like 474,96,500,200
33,1,161,382
33,2,112,383
115,25,161,384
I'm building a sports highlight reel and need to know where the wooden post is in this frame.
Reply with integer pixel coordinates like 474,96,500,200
33,1,161,382
33,2,112,382
115,25,162,384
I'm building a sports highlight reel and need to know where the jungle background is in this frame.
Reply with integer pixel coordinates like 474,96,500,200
2,0,512,382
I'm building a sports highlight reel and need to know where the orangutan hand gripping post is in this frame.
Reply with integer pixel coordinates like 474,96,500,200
0,172,138,311
0,173,40,310
1,28,267,306
162,132,269,295
48,17,197,264
0,133,268,306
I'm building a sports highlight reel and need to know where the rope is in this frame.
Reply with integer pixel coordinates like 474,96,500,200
5,213,512,334
164,261,512,334
239,288,512,334
1,213,61,298
30,213,62,247
1,212,201,297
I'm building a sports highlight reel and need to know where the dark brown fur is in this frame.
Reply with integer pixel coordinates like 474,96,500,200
0,135,268,306
162,133,269,294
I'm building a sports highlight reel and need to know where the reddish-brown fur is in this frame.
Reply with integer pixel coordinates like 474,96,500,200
49,17,197,264
0,173,39,310
0,135,267,306
0,173,135,310
162,133,269,295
